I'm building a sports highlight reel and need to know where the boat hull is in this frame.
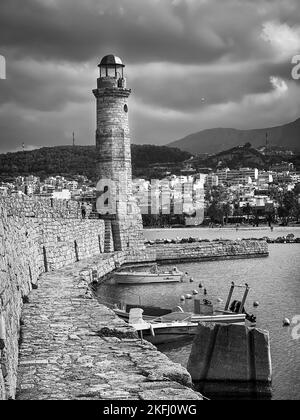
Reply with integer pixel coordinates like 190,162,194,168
114,273,182,284
143,325,198,345
113,308,246,345
113,308,165,322
140,319,246,345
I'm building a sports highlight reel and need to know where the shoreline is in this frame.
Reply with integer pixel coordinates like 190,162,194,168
144,225,300,231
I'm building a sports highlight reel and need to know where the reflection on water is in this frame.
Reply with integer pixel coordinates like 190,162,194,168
157,341,273,400
97,228,300,400
194,381,272,401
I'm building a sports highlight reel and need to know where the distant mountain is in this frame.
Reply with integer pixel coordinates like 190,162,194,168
0,144,191,182
168,118,300,155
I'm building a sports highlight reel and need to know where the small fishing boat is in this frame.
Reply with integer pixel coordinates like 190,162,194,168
127,309,246,345
114,304,174,322
114,264,184,284
113,282,256,345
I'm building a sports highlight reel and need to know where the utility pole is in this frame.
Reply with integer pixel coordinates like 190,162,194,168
22,142,29,177
73,132,75,147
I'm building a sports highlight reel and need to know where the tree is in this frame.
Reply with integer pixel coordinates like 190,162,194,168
294,183,300,195
276,191,299,225
292,201,300,222
243,203,253,222
0,144,192,182
222,202,232,224
206,186,231,224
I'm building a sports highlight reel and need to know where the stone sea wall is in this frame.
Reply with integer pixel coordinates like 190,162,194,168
79,248,156,286
150,240,269,263
0,202,106,399
0,196,93,219
39,219,105,271
0,206,38,399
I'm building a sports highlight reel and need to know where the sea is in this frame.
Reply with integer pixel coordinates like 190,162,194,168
96,226,300,400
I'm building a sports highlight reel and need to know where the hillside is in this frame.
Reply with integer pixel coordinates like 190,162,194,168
0,144,191,182
191,144,267,171
190,142,300,171
168,118,300,155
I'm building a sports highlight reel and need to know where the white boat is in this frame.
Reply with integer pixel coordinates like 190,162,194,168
128,309,246,345
112,282,255,345
114,264,184,284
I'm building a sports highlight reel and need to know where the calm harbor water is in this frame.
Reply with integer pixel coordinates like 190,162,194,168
97,227,300,400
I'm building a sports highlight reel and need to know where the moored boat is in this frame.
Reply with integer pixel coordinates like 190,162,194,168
127,309,246,345
112,282,256,345
114,264,184,284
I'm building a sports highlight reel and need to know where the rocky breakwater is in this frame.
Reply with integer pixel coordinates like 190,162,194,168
263,234,300,244
147,239,269,263
17,256,202,400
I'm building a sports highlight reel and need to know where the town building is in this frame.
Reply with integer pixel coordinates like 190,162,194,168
270,162,294,172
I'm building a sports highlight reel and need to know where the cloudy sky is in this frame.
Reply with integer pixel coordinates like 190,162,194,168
0,0,300,153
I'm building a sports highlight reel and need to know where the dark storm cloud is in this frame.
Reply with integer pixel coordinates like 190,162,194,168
0,60,92,111
0,100,95,153
0,0,300,151
0,0,291,64
129,60,294,111
0,0,227,64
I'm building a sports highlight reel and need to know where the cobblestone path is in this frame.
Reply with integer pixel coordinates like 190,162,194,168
17,257,202,400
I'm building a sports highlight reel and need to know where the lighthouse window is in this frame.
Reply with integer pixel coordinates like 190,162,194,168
124,104,128,113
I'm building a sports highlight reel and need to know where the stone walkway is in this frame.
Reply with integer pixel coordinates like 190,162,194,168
17,258,202,400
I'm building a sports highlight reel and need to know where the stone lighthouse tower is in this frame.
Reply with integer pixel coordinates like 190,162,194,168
93,55,144,251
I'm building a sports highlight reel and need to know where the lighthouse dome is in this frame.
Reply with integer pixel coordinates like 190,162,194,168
99,55,125,68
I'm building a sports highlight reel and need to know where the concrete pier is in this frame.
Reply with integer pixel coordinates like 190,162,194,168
187,323,272,385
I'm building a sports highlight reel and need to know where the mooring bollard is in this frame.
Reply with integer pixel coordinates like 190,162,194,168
283,318,290,327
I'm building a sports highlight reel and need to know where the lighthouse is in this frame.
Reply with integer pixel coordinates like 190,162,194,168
93,55,144,251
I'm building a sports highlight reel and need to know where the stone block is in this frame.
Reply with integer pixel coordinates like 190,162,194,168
187,323,272,384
